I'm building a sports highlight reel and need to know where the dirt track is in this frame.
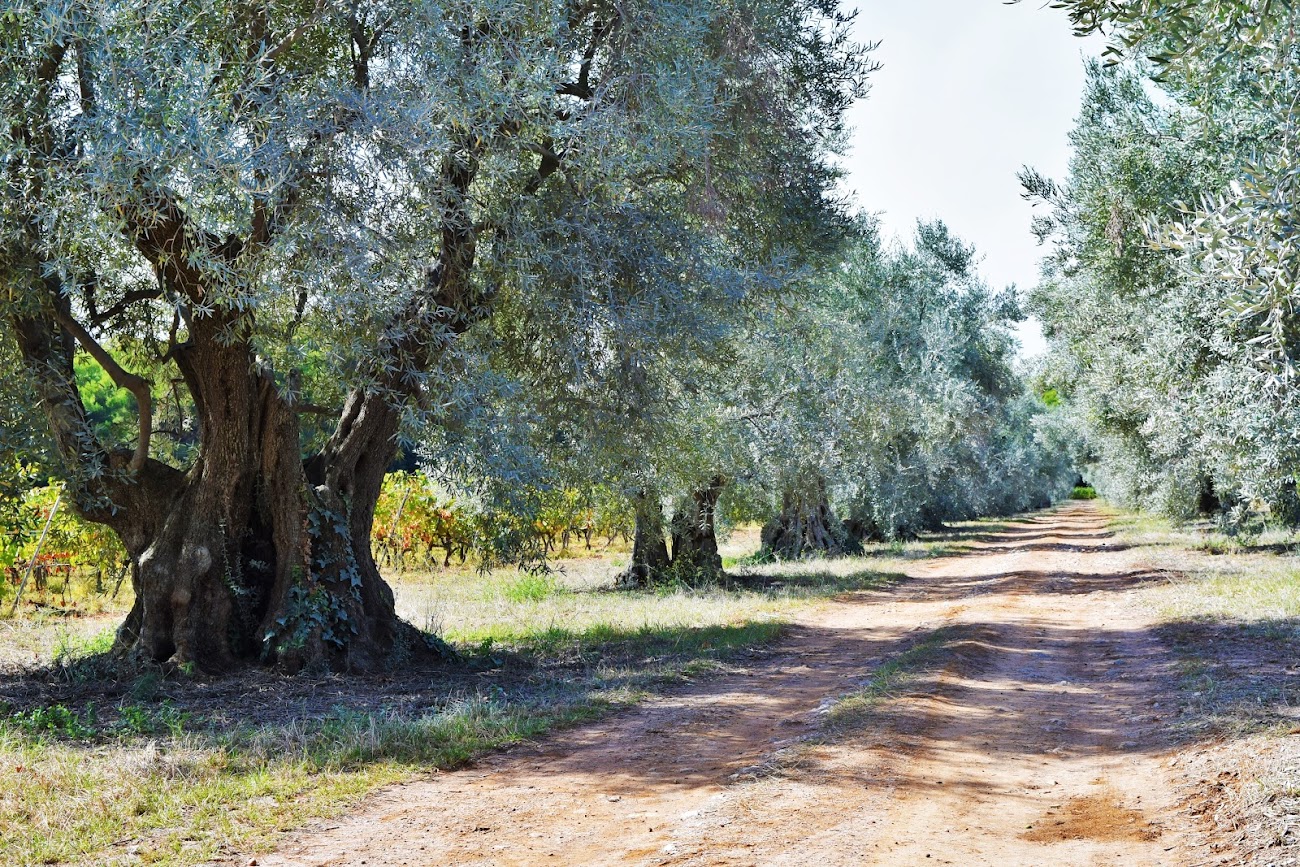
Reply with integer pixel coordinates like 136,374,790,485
257,503,1204,866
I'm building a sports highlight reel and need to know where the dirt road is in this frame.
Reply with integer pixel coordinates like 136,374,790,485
258,503,1203,866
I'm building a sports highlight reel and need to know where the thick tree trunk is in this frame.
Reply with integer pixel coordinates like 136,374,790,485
618,493,671,588
669,475,726,581
13,304,445,673
1197,476,1222,516
762,477,849,560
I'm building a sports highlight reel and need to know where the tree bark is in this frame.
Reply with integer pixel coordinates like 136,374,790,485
618,492,671,588
669,475,726,581
762,477,849,560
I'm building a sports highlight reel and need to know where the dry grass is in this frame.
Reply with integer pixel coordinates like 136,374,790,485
1104,505,1300,864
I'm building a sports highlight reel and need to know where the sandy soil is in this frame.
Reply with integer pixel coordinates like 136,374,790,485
253,503,1210,866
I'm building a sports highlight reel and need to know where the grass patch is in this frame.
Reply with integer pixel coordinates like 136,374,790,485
1106,510,1300,730
1100,505,1300,859
825,626,962,733
497,572,562,604
0,643,749,866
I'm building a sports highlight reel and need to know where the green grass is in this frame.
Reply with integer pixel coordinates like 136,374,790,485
1107,510,1300,623
1106,507,1300,724
497,571,561,604
0,641,746,866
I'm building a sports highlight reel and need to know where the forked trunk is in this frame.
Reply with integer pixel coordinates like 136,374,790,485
7,41,481,673
669,475,726,580
14,308,443,673
618,492,671,588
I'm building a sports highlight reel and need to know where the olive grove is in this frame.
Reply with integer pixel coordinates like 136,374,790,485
0,0,879,670
2,0,1075,674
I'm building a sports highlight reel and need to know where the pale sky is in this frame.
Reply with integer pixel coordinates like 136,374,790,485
841,1,1104,357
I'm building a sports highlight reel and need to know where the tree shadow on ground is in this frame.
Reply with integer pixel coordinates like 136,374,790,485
851,544,973,561
1155,617,1300,737
889,568,1170,601
725,568,906,595
0,616,802,735
963,541,1135,555
954,530,1117,545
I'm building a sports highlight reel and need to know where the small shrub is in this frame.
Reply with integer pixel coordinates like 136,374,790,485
118,701,188,737
52,627,116,667
129,672,163,702
732,548,777,568
501,572,558,603
1071,485,1098,500
5,704,97,739
1194,538,1236,555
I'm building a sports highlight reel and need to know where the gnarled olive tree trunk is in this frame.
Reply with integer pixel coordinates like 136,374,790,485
618,492,671,588
669,475,726,580
12,298,439,673
619,478,727,588
6,125,483,674
762,476,849,559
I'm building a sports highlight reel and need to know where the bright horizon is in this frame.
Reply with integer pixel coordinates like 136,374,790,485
842,1,1104,357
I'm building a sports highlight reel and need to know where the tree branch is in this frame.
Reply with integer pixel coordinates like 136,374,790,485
263,0,328,65
557,14,617,100
523,138,563,195
91,288,164,324
51,309,153,473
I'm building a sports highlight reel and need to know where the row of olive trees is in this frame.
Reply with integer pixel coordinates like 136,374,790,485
1,0,1071,673
717,220,1071,566
431,216,1075,586
1026,1,1300,526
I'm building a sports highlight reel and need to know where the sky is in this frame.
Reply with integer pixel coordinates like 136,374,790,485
840,1,1104,357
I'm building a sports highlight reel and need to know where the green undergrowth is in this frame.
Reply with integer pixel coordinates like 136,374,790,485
0,635,768,866
0,694,608,867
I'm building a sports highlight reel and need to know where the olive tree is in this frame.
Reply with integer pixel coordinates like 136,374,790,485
416,1,874,586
